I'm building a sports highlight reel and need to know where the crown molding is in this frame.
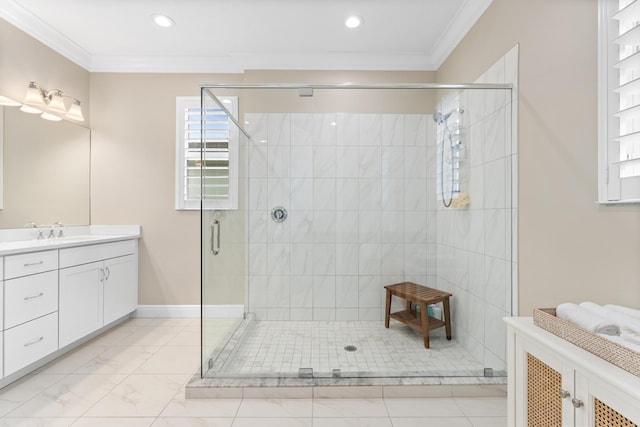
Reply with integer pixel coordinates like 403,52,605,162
430,0,494,69
0,0,92,70
89,52,438,73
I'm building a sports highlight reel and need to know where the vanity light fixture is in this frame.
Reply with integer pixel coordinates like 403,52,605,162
65,100,85,122
152,14,175,28
345,15,363,29
41,112,62,121
19,81,85,122
21,81,47,113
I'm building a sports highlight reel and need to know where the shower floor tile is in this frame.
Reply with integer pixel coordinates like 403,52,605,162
219,320,484,376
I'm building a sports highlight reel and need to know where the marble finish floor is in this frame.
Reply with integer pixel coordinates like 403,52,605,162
219,320,485,376
0,317,507,426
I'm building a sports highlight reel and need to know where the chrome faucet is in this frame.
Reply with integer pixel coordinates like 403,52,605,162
24,221,37,228
52,222,64,238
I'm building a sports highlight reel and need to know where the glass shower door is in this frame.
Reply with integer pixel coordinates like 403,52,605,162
200,88,248,377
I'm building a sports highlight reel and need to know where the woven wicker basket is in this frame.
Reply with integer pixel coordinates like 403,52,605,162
533,308,640,378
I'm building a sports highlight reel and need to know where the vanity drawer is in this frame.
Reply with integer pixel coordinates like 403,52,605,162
4,250,58,279
4,271,58,329
4,312,58,376
60,240,136,268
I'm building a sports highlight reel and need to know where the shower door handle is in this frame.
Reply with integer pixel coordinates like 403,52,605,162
211,219,221,256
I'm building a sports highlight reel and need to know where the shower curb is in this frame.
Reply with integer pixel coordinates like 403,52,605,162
185,373,507,399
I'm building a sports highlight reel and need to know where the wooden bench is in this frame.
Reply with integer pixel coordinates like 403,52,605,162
384,282,452,348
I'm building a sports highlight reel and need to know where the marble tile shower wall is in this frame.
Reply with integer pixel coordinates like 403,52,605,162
244,113,437,321
435,47,518,372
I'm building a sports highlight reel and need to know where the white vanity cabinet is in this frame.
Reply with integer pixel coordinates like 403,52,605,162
0,227,141,388
506,317,640,426
2,250,59,376
59,240,138,348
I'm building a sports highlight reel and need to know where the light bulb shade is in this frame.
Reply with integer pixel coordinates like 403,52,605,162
65,100,84,121
48,92,67,114
0,96,21,107
23,82,47,108
20,104,42,114
41,112,62,121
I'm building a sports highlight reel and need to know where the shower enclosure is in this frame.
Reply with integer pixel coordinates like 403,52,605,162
198,83,514,382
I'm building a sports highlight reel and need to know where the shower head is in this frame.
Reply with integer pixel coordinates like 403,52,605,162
433,111,452,124
434,107,465,124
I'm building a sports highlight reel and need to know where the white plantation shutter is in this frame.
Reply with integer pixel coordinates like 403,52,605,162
175,96,238,210
600,0,640,201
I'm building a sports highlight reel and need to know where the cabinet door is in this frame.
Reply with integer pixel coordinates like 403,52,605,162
103,254,137,325
575,370,640,426
59,261,104,348
515,335,575,427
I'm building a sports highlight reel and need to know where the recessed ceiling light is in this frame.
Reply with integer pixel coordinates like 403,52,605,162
152,14,175,28
345,15,362,29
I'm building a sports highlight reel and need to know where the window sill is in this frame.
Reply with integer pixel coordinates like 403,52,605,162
596,199,640,205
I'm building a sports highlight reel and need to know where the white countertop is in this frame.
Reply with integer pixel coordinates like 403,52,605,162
0,225,142,256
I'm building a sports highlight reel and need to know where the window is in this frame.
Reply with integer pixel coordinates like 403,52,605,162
175,96,238,210
599,0,640,202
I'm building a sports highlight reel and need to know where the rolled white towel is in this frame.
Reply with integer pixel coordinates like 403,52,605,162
605,304,640,321
621,327,640,346
556,303,620,335
580,302,640,334
599,333,640,353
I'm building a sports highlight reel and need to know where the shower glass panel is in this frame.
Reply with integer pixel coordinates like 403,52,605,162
200,85,514,381
200,88,251,377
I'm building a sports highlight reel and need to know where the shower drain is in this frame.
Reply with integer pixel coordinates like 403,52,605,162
344,345,358,352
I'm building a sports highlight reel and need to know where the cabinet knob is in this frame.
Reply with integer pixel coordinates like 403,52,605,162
559,389,571,399
571,398,584,408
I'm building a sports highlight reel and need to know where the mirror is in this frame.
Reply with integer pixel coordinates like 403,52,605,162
0,106,90,229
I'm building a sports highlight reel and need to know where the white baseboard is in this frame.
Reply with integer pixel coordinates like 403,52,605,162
133,305,244,318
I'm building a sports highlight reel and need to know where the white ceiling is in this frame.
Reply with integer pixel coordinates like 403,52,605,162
0,0,493,73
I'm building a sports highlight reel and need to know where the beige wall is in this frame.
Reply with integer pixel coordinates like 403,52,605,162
437,0,640,314
0,19,90,124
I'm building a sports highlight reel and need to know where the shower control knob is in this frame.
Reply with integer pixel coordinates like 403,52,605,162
271,206,288,223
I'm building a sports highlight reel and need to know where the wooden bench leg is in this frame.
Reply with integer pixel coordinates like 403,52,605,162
384,290,392,328
420,302,429,348
443,297,452,340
